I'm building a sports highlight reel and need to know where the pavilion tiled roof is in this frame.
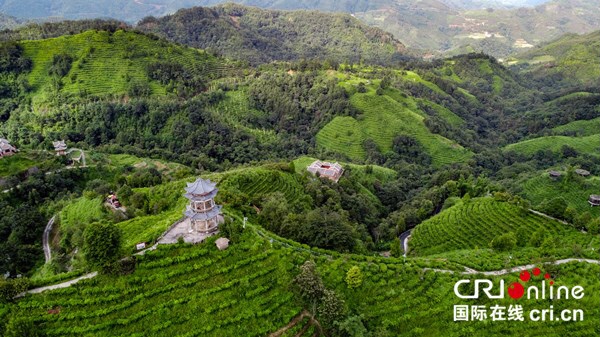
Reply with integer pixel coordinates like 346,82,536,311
53,140,67,151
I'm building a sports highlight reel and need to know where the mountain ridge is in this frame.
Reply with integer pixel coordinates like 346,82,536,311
137,4,408,65
1,0,598,58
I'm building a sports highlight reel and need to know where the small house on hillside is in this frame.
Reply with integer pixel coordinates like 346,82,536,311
589,195,600,207
307,160,344,183
0,138,17,158
53,140,67,156
575,169,590,177
548,170,561,180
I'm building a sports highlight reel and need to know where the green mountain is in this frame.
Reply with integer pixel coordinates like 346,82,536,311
137,4,407,65
1,24,599,337
1,29,522,168
508,30,600,90
1,0,599,58
20,30,233,103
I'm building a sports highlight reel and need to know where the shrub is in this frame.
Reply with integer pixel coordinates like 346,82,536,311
345,266,363,289
490,232,516,251
390,238,402,258
0,277,30,302
586,219,600,235
83,222,122,271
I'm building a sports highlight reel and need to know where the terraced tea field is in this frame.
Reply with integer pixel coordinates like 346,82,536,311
209,90,277,142
20,30,229,103
9,228,599,336
316,89,472,167
11,236,301,336
218,167,304,203
504,134,600,157
521,172,600,215
552,117,600,137
410,197,598,256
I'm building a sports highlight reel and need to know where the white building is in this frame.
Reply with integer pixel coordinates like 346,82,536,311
0,138,17,158
307,160,344,183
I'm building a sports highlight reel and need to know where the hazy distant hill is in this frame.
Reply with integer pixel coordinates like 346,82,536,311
0,0,598,57
356,0,600,56
442,0,549,9
0,0,600,57
137,4,407,65
0,12,18,29
508,30,600,90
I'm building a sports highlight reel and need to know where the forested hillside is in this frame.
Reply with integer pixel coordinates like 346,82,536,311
2,0,600,58
137,4,407,65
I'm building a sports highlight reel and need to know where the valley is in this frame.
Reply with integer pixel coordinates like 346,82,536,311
0,4,598,336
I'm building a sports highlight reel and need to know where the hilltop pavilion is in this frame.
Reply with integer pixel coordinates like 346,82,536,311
53,140,67,156
183,177,223,233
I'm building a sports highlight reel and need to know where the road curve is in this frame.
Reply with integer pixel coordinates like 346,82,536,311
20,220,600,297
399,229,412,257
66,148,87,167
43,216,55,263
18,272,98,297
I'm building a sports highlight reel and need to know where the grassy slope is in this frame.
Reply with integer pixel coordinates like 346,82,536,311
410,197,598,258
105,154,188,176
218,166,305,203
552,117,600,137
504,134,600,157
20,29,223,104
0,153,35,177
418,99,465,127
511,31,600,86
316,77,472,167
59,197,107,232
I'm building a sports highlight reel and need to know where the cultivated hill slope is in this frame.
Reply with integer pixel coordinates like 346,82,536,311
509,30,600,89
316,76,472,167
17,29,232,104
504,134,600,158
410,197,598,257
4,219,599,336
519,171,600,215
137,4,407,65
